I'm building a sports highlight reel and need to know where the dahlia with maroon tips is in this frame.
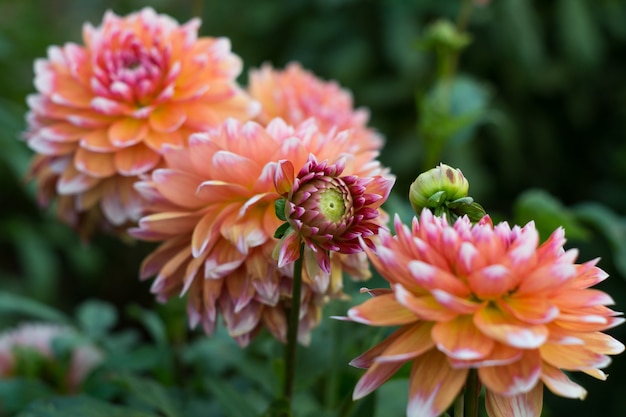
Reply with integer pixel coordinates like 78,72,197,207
23,7,257,235
273,155,394,275
341,209,624,417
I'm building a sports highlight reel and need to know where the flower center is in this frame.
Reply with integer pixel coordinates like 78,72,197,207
319,188,346,223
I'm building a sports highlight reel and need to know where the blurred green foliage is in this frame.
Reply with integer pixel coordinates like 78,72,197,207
2,0,626,416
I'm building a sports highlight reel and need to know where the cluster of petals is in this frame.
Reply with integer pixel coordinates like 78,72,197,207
248,62,383,151
130,117,391,346
24,7,257,234
0,323,102,392
274,155,393,276
342,209,624,417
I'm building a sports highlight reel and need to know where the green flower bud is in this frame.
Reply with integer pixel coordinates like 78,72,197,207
409,163,469,214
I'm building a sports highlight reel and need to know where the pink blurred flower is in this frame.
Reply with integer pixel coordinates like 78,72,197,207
248,62,383,151
0,323,102,392
130,117,390,346
273,154,393,275
24,7,257,235
342,210,624,417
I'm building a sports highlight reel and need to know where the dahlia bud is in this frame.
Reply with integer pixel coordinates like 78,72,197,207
409,163,485,222
273,155,394,274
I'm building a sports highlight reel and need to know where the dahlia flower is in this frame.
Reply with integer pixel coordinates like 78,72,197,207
273,155,393,275
24,7,257,234
248,62,383,151
130,117,391,346
342,210,624,417
0,323,102,392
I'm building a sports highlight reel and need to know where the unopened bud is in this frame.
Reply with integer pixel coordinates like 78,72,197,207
409,163,469,214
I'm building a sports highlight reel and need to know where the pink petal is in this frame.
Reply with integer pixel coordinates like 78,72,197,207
394,284,457,322
152,169,205,208
273,160,295,196
478,350,542,395
276,230,302,268
432,315,495,361
353,360,405,400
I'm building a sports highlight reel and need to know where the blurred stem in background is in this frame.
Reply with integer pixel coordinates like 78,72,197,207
418,0,475,170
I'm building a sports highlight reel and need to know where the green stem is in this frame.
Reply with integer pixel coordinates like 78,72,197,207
454,391,464,417
283,243,305,405
464,369,480,417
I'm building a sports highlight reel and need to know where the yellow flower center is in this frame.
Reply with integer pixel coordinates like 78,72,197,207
319,189,346,223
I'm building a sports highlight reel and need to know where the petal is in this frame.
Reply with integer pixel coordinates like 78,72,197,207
191,206,236,257
212,150,259,187
485,383,543,417
539,344,611,371
114,143,161,176
57,163,99,194
108,117,149,147
149,103,187,133
479,350,542,395
74,147,116,178
449,343,522,369
407,349,468,417
498,296,559,325
196,180,249,203
540,362,587,399
468,264,518,299
276,230,302,268
352,360,405,400
138,211,201,236
80,129,117,152
432,315,495,360
273,160,295,195
374,322,436,364
394,284,457,322
152,169,205,208
408,260,470,297
474,305,548,349
347,293,417,326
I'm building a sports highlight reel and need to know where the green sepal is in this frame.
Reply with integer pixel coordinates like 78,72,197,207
274,222,291,239
426,190,447,207
447,196,474,209
274,199,287,221
460,202,487,223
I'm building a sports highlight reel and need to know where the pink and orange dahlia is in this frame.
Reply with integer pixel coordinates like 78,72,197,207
130,117,392,346
24,7,257,234
248,62,383,151
342,210,624,417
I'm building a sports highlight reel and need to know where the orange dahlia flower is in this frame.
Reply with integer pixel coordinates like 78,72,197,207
0,323,102,392
342,210,624,417
24,7,257,234
130,118,391,346
248,62,383,151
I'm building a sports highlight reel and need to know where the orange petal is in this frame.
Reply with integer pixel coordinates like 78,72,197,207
150,169,205,210
432,315,495,361
479,349,542,395
352,360,405,400
347,293,417,326
576,332,625,355
449,342,522,369
408,260,470,297
407,349,468,417
368,322,435,365
191,207,236,257
114,143,161,176
539,343,611,371
468,264,518,299
212,150,259,187
474,305,548,349
80,129,117,152
57,163,99,194
108,117,149,147
540,362,587,399
38,122,84,142
485,382,543,417
394,284,457,322
144,129,185,152
138,211,201,236
498,296,559,325
149,103,186,133
196,180,249,204
74,147,116,178
273,160,295,196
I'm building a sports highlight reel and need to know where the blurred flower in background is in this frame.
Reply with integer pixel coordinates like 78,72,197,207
23,7,257,237
130,117,389,346
343,209,624,417
248,62,383,151
0,323,102,393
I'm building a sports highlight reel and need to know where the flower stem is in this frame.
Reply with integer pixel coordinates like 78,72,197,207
283,243,305,406
464,369,480,417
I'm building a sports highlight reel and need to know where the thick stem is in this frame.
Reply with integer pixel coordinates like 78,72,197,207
283,243,305,405
464,369,481,417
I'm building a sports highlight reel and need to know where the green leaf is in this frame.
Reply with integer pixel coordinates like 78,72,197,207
204,378,262,417
0,292,70,323
117,374,182,417
513,189,590,241
0,378,54,414
126,304,168,346
572,202,626,278
76,300,117,339
275,199,287,221
16,395,160,417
